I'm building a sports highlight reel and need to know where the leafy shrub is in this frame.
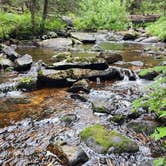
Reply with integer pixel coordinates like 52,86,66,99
0,12,64,40
74,0,130,31
147,17,166,41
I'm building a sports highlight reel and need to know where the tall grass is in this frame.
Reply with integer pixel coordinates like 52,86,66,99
74,0,130,31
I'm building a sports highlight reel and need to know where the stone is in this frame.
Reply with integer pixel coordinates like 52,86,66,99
141,36,159,43
38,69,75,87
123,33,138,40
127,114,160,135
47,31,58,38
0,58,14,69
60,114,78,127
38,38,73,50
47,144,88,166
127,61,144,67
2,45,20,61
62,16,73,27
51,52,72,62
71,32,96,43
80,125,139,154
48,57,108,70
15,54,33,71
97,51,123,64
68,79,90,93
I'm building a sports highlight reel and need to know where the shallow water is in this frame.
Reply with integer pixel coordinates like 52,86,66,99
0,41,165,165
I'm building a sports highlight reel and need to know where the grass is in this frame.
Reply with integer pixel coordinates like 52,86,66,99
147,17,166,41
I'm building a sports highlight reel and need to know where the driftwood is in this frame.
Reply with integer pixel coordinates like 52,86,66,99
129,14,160,23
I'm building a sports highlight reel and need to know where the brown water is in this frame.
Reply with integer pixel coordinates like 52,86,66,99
0,41,165,165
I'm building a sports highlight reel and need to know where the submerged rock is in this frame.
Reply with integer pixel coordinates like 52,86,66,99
80,125,139,154
97,51,123,64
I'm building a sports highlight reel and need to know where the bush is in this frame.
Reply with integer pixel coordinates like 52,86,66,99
0,12,64,40
74,0,130,31
147,17,166,41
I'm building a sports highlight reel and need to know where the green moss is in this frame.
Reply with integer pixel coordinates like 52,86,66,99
109,114,125,124
80,124,138,153
139,66,166,77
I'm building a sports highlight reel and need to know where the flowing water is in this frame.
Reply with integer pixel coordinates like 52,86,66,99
0,41,165,165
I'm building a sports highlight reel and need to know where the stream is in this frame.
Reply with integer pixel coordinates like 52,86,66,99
0,40,165,166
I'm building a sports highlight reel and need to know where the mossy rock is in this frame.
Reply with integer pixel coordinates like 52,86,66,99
80,125,139,154
17,76,37,91
109,114,125,124
139,66,166,80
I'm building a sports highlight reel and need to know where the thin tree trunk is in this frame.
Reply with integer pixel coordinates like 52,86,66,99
40,0,48,34
30,0,36,35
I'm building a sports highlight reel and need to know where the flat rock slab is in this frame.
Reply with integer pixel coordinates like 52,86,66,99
38,38,73,50
71,32,96,43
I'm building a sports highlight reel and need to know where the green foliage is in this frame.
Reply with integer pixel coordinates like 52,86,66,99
0,12,64,40
74,0,130,31
154,158,166,166
147,17,166,41
139,66,166,77
152,127,166,141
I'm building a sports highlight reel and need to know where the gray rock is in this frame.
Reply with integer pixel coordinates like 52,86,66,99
15,54,33,71
47,144,88,166
141,36,159,43
127,61,144,67
80,125,139,154
127,114,160,135
68,79,90,93
0,58,14,69
38,38,73,50
71,32,96,44
98,51,123,64
2,45,20,61
60,114,78,127
62,16,73,27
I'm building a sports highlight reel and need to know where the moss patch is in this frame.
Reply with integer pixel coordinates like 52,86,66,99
80,124,138,154
139,66,166,77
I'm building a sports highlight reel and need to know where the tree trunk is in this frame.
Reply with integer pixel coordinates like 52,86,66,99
30,0,36,35
40,0,48,34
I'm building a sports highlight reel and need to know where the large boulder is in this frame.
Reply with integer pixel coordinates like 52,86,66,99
80,125,139,154
15,54,33,71
38,69,75,87
71,32,96,44
38,38,73,50
2,45,20,61
47,57,108,70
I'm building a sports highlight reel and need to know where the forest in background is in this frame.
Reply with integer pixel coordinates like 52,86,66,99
0,0,165,41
